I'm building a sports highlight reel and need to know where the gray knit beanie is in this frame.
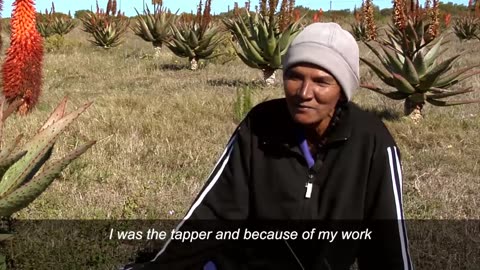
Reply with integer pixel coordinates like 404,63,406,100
282,22,360,101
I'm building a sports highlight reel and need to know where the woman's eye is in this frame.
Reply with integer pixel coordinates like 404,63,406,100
286,74,301,81
314,79,335,87
314,81,329,86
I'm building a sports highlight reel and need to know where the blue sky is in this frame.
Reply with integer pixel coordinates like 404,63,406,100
1,0,469,18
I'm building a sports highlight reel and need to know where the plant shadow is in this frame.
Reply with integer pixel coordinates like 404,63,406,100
155,63,189,71
366,107,402,121
207,78,265,88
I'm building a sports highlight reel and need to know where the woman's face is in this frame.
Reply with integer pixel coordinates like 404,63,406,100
283,63,343,127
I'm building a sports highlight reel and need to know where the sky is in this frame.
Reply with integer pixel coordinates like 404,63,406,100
0,0,470,18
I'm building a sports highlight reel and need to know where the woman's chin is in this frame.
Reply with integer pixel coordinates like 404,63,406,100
292,114,318,126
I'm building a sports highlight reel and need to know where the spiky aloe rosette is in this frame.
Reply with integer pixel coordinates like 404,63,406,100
2,0,44,115
222,0,303,85
132,3,177,51
0,97,95,217
361,17,480,119
164,0,224,70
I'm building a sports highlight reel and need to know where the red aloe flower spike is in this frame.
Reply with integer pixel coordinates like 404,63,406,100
111,0,117,16
106,0,112,15
313,8,322,22
234,2,239,16
476,0,480,17
2,0,44,115
0,0,3,51
294,8,300,21
444,13,451,27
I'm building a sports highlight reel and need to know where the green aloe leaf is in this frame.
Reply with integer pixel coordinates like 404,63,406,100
402,57,420,84
272,43,282,68
360,84,410,100
363,42,389,69
434,68,480,88
424,37,444,67
277,30,291,52
231,42,262,69
427,88,474,99
38,96,68,133
413,50,427,78
382,46,403,74
0,151,27,179
0,141,96,217
419,54,460,91
197,31,217,51
360,57,395,86
257,20,269,49
266,26,277,57
0,101,93,199
392,73,416,94
188,31,199,48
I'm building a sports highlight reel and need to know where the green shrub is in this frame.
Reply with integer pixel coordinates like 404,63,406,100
233,85,254,123
43,34,80,53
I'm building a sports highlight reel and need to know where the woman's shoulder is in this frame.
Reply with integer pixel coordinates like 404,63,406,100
241,98,296,141
244,98,290,124
345,102,397,146
249,98,289,116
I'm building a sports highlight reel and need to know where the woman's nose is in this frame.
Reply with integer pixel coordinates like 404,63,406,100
298,80,314,100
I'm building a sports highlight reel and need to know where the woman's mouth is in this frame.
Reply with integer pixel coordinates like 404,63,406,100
296,104,314,111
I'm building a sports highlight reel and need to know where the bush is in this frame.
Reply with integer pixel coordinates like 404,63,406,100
43,34,81,53
233,85,255,123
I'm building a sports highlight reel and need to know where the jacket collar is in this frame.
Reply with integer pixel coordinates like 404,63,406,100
259,102,353,151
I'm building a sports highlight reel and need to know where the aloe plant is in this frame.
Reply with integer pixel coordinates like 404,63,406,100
132,4,177,56
350,1,376,42
361,18,480,119
453,17,480,41
51,16,76,36
36,18,55,38
165,0,224,70
350,21,369,41
222,0,302,85
166,23,224,70
80,0,129,49
0,97,95,218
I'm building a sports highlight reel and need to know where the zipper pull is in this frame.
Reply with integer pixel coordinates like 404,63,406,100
305,182,313,199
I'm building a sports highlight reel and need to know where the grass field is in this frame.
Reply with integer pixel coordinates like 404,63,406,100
0,23,479,269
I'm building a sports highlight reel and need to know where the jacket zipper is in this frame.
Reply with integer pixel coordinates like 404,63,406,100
305,172,314,199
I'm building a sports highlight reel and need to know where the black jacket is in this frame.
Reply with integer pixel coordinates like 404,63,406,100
126,98,413,270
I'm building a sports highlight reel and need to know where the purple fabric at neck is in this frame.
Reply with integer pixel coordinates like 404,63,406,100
299,138,315,169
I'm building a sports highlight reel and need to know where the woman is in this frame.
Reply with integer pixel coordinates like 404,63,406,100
124,22,413,270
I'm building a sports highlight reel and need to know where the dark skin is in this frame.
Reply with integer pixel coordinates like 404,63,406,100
283,63,345,155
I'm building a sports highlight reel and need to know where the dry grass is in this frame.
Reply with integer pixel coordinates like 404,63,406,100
0,25,479,269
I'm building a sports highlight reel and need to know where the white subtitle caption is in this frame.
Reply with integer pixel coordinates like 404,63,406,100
108,228,372,242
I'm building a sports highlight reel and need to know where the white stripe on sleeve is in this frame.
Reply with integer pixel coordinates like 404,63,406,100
152,133,238,261
387,146,413,270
